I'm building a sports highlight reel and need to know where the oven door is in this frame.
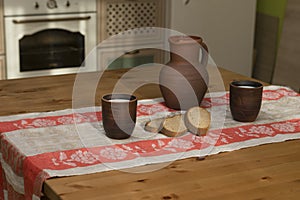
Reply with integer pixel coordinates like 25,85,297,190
5,13,97,79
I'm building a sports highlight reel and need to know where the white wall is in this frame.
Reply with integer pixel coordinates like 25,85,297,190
168,0,257,76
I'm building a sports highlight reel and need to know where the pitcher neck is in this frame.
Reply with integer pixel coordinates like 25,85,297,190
168,35,202,63
170,45,200,63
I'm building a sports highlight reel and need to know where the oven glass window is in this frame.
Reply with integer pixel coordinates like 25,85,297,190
19,28,85,71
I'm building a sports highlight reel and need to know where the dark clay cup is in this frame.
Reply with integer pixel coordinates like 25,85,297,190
230,80,263,122
101,94,137,139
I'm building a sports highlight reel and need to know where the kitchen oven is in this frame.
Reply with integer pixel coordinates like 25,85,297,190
3,0,97,79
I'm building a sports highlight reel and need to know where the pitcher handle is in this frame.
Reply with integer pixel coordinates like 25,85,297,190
200,41,209,67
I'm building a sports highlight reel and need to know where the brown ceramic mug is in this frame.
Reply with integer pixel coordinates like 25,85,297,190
101,94,137,139
230,80,263,122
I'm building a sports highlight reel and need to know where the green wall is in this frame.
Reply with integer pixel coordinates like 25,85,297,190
256,0,288,45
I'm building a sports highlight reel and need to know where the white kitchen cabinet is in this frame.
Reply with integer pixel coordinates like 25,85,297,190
0,0,3,55
96,0,166,70
0,0,5,80
0,56,5,79
167,0,257,76
97,0,165,43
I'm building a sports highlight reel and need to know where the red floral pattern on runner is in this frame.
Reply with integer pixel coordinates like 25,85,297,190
0,113,99,133
263,87,300,100
22,119,300,171
0,86,299,200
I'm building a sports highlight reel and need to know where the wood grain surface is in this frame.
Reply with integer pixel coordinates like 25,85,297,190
0,66,264,116
3,67,297,200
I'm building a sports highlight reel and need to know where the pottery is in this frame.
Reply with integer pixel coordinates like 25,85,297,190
101,94,137,139
230,80,263,122
159,35,209,110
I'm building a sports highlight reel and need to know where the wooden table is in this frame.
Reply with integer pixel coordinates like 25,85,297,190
0,67,299,200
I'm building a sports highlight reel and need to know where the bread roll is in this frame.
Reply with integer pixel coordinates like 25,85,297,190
144,118,164,133
161,114,187,137
184,107,210,136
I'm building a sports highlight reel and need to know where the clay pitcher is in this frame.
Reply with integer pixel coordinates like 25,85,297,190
159,35,209,110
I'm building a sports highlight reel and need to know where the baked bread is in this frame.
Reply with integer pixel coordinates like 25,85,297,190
161,114,188,137
184,107,210,136
144,118,164,133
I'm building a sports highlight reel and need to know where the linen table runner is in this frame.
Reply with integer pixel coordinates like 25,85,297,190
0,86,299,200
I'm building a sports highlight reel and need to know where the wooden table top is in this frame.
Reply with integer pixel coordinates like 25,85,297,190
0,66,259,116
1,67,299,200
